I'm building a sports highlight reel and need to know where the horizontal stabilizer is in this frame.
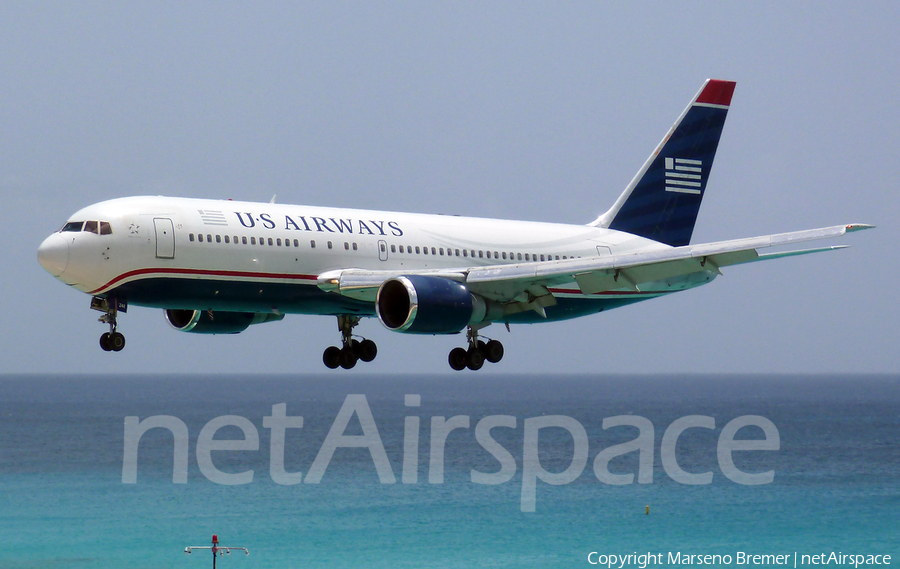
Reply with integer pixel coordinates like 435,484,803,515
755,245,848,262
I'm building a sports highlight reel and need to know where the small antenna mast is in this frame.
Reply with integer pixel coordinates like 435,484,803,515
184,534,249,569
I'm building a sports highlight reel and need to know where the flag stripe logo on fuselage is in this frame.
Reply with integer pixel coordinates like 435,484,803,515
199,210,229,226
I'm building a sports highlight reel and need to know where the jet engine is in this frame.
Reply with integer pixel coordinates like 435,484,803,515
376,275,489,334
164,309,285,334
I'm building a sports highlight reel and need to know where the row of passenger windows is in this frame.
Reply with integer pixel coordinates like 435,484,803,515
187,233,576,262
60,221,113,235
389,244,571,262
189,233,305,247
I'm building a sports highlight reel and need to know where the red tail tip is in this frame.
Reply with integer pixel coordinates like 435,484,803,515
696,80,736,106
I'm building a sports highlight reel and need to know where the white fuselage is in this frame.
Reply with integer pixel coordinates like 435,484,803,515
38,195,704,322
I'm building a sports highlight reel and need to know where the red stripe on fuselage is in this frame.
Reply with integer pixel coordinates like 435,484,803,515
89,268,318,295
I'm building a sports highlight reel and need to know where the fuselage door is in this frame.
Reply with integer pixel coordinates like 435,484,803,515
154,218,175,259
378,239,388,261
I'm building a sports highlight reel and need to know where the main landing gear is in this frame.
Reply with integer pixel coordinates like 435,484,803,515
448,326,504,371
91,296,126,352
323,315,377,370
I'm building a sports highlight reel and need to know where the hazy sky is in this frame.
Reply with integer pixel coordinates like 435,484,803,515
2,2,897,375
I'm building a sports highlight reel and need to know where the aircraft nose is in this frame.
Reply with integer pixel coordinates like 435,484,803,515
37,233,69,277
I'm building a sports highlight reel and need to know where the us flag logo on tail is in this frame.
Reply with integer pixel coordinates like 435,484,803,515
664,158,702,195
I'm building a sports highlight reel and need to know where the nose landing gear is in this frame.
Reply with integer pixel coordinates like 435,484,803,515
449,326,504,371
323,315,378,370
91,296,126,352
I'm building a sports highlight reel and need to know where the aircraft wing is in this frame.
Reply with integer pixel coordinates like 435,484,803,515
317,224,873,307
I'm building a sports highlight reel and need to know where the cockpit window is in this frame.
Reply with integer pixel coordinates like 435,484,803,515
60,220,113,234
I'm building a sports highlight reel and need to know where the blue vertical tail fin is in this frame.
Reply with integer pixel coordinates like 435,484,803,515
591,79,736,247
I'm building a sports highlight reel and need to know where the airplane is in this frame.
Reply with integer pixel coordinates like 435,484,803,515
37,79,872,371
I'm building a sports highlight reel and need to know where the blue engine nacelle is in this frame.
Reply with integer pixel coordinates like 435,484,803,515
164,309,285,334
376,275,484,334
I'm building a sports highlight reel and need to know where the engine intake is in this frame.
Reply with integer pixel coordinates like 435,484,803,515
164,309,284,334
376,275,484,334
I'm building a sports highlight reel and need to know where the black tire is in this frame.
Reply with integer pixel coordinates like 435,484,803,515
477,340,487,351
110,332,126,352
339,346,358,369
99,333,112,352
448,347,467,371
466,347,485,371
484,340,504,363
323,346,341,369
357,339,377,362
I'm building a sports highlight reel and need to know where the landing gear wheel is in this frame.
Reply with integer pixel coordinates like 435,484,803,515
109,332,126,352
466,347,485,371
484,340,504,363
323,346,341,369
357,339,377,362
448,347,467,371
339,346,358,369
93,296,125,353
327,315,376,369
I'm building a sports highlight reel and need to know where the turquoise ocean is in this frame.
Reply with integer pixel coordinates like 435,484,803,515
1,374,898,568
